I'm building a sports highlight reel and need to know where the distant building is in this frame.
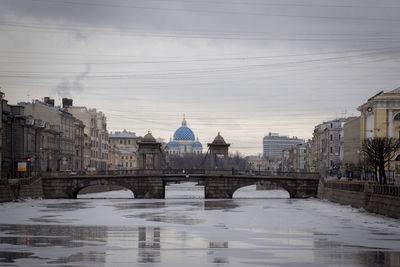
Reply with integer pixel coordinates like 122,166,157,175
247,156,279,171
74,119,85,171
343,117,361,167
311,117,356,175
2,99,59,177
108,144,121,170
108,130,141,170
119,149,136,170
19,99,75,171
65,103,109,170
109,130,141,153
166,116,202,156
263,132,303,158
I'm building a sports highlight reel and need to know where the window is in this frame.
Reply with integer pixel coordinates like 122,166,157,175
330,147,333,153
128,140,131,144
330,134,333,141
394,113,400,121
120,140,122,144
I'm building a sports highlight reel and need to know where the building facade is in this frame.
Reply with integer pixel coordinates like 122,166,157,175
343,117,361,167
74,119,85,171
2,100,60,178
166,116,202,156
263,132,304,159
358,88,400,140
311,118,354,175
19,99,75,171
357,88,400,182
66,105,109,170
109,130,141,152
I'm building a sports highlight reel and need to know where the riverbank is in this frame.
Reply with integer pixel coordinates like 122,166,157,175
317,178,400,219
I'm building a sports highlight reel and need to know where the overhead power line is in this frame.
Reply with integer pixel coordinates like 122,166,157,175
21,0,400,22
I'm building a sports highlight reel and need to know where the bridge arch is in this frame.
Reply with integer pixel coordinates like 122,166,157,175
231,180,295,198
70,180,136,198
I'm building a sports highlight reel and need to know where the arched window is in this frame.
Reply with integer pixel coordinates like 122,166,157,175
395,155,400,161
394,113,400,121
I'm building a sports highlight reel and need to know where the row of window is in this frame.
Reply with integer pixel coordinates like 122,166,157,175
118,139,134,145
329,134,342,141
90,151,108,159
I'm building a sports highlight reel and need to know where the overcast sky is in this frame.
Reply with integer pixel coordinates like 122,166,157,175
1,0,400,155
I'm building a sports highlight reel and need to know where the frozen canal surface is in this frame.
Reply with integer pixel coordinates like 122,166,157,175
0,183,400,266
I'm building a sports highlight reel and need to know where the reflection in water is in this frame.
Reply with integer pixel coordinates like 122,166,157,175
208,242,229,264
0,251,39,264
313,239,400,267
209,241,229,248
1,195,400,266
204,200,241,211
138,227,160,263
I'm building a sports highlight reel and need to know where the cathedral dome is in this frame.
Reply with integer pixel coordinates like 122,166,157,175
192,141,202,148
167,141,179,148
173,116,195,140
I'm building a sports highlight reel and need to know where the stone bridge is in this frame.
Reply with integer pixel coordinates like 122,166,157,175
41,173,320,199
41,132,320,199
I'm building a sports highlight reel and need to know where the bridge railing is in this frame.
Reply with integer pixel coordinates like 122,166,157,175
163,169,206,175
232,169,320,178
41,170,137,177
373,185,400,197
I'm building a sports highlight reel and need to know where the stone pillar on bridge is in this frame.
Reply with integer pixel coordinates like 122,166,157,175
207,132,231,175
137,131,163,176
135,131,165,198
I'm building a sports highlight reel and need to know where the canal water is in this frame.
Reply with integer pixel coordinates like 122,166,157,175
0,183,399,266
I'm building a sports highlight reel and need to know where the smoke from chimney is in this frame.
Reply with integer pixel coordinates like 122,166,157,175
52,64,90,98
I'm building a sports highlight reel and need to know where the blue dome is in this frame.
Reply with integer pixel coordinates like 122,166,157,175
174,126,195,141
192,141,202,148
167,141,179,148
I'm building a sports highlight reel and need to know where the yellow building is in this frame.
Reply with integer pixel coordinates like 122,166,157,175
358,88,400,140
358,87,400,183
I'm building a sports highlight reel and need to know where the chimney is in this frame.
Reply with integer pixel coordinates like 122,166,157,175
44,97,55,107
62,98,73,108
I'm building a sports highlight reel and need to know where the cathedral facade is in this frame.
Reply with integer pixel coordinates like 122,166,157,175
166,116,202,156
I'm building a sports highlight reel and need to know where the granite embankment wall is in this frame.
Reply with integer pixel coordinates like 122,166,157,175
0,178,44,202
318,179,400,219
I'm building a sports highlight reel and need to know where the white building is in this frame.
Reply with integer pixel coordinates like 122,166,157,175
263,132,304,158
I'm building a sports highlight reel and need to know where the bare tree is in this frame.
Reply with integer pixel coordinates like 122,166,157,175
167,153,205,169
361,137,400,184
